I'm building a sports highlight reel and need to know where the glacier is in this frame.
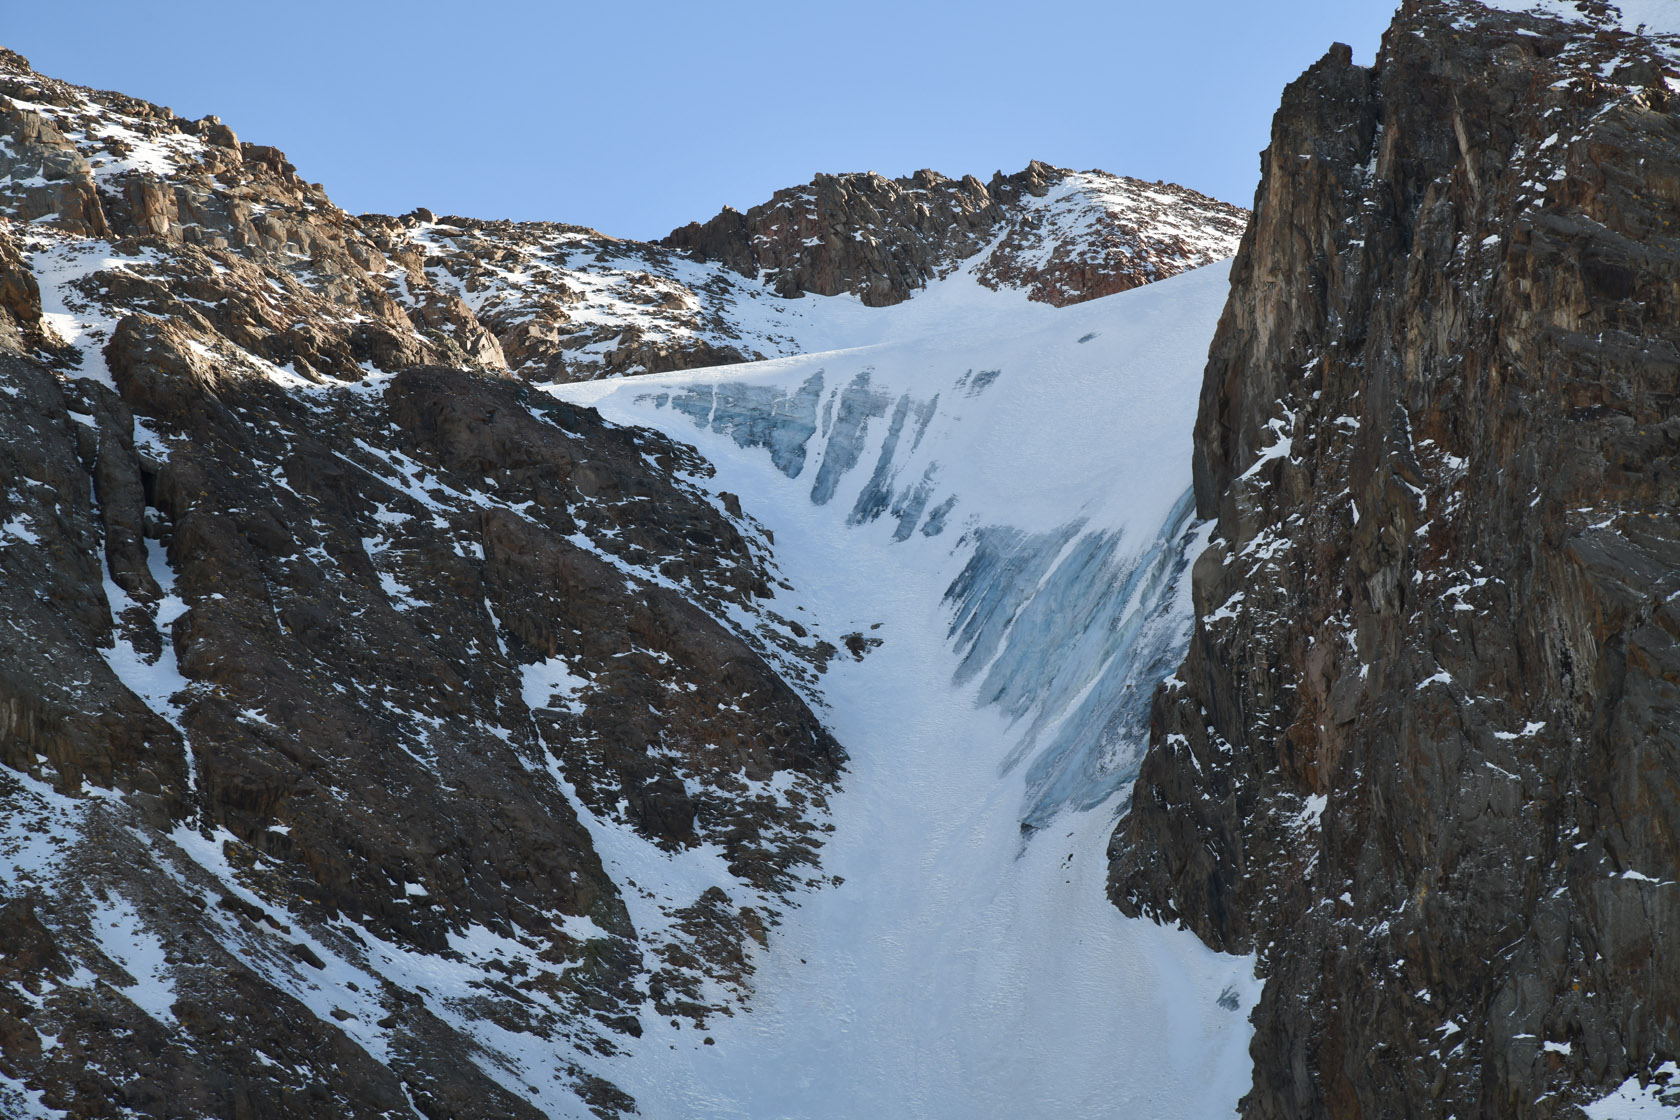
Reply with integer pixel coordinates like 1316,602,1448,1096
550,258,1259,1119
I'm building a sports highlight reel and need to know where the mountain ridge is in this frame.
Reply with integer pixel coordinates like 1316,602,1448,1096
0,44,1245,385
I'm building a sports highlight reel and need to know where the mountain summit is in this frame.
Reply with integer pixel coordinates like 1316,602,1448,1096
0,45,1244,387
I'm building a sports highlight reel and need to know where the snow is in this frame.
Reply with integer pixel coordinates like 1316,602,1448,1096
552,766,756,984
1208,590,1247,625
3,91,207,187
24,232,162,387
1299,794,1329,830
0,766,98,890
162,823,406,1066
84,117,207,184
974,172,1245,294
0,513,40,544
1620,868,1675,885
1237,412,1296,482
1477,0,1680,61
0,1068,69,1120
549,260,1259,1118
521,654,591,713
99,538,196,791
90,893,178,1026
1578,0,1680,39
561,260,1226,540
1586,1062,1680,1119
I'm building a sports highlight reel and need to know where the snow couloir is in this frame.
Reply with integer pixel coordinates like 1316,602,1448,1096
548,255,1259,1119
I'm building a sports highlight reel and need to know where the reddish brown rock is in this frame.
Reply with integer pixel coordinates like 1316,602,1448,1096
666,160,1248,308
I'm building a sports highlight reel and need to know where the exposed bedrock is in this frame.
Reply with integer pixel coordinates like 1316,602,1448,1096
664,160,1248,308
1110,3,1680,1117
0,315,841,1114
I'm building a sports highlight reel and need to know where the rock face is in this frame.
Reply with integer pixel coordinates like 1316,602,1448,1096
0,48,855,1119
665,160,1249,308
1110,2,1680,1117
0,334,843,1116
373,211,765,383
0,48,508,384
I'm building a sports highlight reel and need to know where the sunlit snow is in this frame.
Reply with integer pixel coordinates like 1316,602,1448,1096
550,260,1259,1119
1478,0,1680,61
1586,1062,1680,1119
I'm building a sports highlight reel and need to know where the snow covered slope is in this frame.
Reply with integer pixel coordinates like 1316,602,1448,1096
399,164,1247,381
549,259,1260,1118
1480,0,1680,56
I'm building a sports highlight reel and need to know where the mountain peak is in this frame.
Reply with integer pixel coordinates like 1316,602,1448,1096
663,160,1247,308
0,43,1246,386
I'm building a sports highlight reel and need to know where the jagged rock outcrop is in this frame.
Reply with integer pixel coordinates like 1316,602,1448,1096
0,43,1245,386
1110,3,1680,1117
665,160,1249,308
665,165,1016,306
0,48,507,385
367,210,764,383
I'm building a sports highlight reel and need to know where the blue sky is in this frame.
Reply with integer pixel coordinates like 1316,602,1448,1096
9,1,1396,240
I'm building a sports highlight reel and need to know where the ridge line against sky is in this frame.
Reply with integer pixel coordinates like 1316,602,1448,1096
9,0,1396,241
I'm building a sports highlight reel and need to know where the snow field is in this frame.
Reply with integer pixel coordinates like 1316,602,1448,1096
553,261,1261,1119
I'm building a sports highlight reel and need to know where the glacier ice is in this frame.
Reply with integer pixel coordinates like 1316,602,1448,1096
626,344,1202,829
666,370,826,478
554,260,1259,1120
948,488,1201,830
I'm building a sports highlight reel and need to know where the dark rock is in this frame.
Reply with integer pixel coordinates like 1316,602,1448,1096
1111,4,1680,1117
665,160,1247,308
0,349,187,799
1,287,841,1114
0,223,45,353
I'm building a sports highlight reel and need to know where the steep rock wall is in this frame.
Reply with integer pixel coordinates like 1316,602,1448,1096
1111,2,1680,1117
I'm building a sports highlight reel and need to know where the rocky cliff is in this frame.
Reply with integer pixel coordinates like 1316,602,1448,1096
665,160,1248,308
1110,1,1680,1117
0,342,841,1118
0,48,854,1119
